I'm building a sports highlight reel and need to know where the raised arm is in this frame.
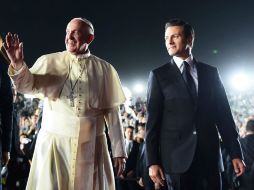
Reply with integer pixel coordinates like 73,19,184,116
3,32,24,70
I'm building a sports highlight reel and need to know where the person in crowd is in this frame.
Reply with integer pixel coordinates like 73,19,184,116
145,18,245,190
123,126,140,178
136,124,166,190
18,111,31,135
0,35,13,190
238,117,254,190
239,117,254,172
136,124,145,142
4,17,126,190
124,126,135,157
116,126,140,190
6,89,30,190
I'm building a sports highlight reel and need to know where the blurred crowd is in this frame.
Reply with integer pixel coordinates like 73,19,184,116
2,90,254,190
228,91,254,137
2,92,42,189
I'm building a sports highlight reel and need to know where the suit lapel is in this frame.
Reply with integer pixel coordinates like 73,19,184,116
195,59,206,109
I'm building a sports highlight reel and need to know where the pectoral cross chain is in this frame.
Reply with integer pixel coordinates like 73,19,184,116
68,91,77,107
67,61,86,107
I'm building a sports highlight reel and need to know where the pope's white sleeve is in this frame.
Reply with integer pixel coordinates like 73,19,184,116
8,63,35,94
104,107,127,158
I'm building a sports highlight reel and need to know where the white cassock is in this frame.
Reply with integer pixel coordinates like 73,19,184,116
9,50,127,190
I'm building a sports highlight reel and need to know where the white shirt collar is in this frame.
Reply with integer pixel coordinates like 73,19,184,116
173,54,194,69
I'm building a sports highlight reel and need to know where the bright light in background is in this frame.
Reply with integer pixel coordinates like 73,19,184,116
122,86,132,107
133,83,145,94
230,72,252,91
122,86,132,100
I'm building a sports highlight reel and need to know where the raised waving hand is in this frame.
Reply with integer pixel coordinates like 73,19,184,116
3,32,24,70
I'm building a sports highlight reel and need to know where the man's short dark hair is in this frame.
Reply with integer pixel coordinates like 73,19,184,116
165,18,194,39
126,126,135,130
246,118,254,132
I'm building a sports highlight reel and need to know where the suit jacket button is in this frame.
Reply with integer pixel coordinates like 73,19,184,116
193,131,197,135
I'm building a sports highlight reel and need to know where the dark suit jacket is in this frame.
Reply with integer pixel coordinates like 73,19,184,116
145,59,243,174
0,55,13,159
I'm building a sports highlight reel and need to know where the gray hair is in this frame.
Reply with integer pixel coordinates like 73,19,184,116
73,17,94,35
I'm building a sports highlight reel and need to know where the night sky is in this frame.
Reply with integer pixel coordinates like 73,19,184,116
1,0,254,94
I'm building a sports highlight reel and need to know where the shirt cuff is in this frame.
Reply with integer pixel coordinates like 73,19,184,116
8,63,26,76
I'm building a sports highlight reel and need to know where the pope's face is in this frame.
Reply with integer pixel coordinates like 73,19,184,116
65,19,89,55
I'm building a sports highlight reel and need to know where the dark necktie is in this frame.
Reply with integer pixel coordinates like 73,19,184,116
182,61,197,104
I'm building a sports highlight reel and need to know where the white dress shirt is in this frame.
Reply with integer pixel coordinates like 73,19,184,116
173,55,198,93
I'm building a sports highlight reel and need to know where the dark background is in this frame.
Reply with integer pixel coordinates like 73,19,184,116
1,0,254,94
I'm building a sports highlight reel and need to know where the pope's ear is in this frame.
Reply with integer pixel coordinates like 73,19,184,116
87,34,94,44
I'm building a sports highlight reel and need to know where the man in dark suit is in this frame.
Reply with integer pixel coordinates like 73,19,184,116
0,36,13,190
145,19,245,190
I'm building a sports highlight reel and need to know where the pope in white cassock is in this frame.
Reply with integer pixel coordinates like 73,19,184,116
4,17,127,190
